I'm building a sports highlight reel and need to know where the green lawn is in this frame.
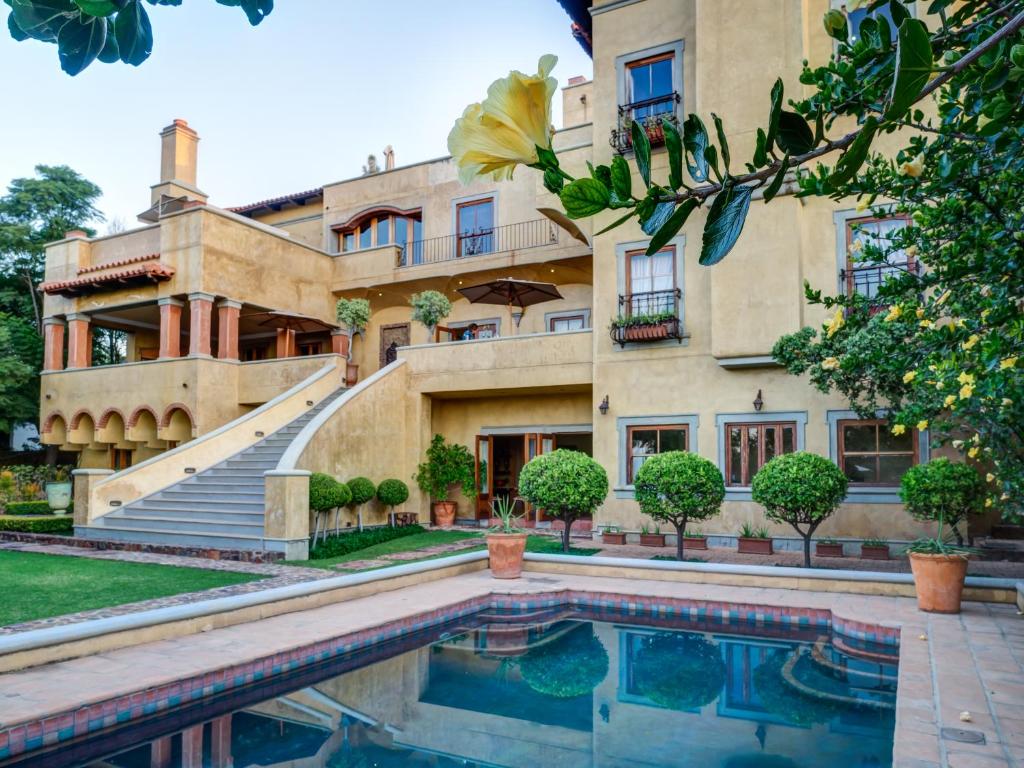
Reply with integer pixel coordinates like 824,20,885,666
0,550,265,627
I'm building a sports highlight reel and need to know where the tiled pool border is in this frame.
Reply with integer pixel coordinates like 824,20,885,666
0,588,899,762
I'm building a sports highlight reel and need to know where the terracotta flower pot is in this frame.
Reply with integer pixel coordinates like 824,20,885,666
640,533,666,547
432,501,457,527
602,531,626,545
860,544,890,561
345,362,359,386
909,552,969,613
816,542,845,558
737,537,773,555
487,532,527,579
683,536,708,550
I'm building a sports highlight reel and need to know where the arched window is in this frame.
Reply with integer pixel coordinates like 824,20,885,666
337,208,422,254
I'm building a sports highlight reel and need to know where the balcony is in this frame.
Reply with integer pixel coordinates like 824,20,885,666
399,329,593,395
610,288,684,346
610,92,681,155
398,218,558,267
840,260,920,301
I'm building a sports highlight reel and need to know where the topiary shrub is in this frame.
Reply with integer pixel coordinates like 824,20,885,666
518,625,608,698
346,477,377,530
376,479,409,510
4,500,54,516
410,290,452,337
518,449,607,553
309,473,350,512
751,452,848,568
632,632,725,710
414,435,476,503
900,457,984,549
634,451,725,560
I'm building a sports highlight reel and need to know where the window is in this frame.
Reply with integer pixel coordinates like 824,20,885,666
358,221,372,250
338,210,422,254
550,315,585,332
626,246,676,315
297,341,322,356
626,52,675,120
627,424,688,482
845,215,912,298
109,447,132,471
838,419,917,485
725,422,797,486
456,198,494,257
376,217,390,246
342,232,355,252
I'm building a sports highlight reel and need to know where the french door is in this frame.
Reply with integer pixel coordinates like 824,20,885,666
474,433,555,519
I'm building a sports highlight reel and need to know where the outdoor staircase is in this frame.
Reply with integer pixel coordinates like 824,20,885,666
80,389,346,553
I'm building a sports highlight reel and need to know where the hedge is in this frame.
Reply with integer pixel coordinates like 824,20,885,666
309,523,425,560
0,516,74,534
4,501,55,516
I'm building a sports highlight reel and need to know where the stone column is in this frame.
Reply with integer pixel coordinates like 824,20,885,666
158,297,184,359
188,292,215,357
216,299,241,360
180,725,203,768
264,470,311,559
331,329,350,357
210,715,233,768
66,313,91,369
72,468,114,526
42,318,65,371
276,328,296,358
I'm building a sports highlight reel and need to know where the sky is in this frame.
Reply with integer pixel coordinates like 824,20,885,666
0,0,592,229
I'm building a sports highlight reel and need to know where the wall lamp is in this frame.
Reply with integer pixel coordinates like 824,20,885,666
753,389,764,412
599,395,610,415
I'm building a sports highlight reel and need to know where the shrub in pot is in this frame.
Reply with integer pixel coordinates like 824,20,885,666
376,479,409,524
860,538,890,560
683,529,708,550
346,476,376,531
601,525,626,545
737,523,774,555
633,451,725,561
901,458,983,613
751,452,848,567
335,297,370,384
415,434,476,526
487,496,527,578
45,466,72,515
815,538,844,558
639,523,666,547
519,449,608,553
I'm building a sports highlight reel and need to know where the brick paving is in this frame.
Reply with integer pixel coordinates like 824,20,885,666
334,537,484,571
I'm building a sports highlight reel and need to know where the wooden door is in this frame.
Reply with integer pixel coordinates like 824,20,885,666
379,323,410,367
475,435,492,518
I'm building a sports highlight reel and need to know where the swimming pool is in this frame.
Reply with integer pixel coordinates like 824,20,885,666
2,593,898,767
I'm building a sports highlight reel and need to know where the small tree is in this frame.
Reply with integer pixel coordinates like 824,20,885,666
633,451,724,561
309,473,351,537
346,476,376,531
414,434,476,503
751,452,848,568
410,291,452,340
900,457,984,548
376,478,409,519
518,449,607,553
335,298,371,361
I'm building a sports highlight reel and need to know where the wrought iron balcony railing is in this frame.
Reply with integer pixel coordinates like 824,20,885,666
397,218,559,267
610,92,681,155
840,260,920,299
611,288,684,346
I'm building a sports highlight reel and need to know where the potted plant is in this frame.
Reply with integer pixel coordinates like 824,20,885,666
860,538,891,560
610,311,681,346
376,479,409,526
335,297,370,385
639,523,666,547
518,449,608,553
410,290,452,342
415,434,476,526
683,529,708,550
751,451,849,567
487,496,527,579
345,476,376,532
45,467,72,516
901,458,984,613
737,523,773,555
815,537,845,558
601,525,626,545
634,451,725,560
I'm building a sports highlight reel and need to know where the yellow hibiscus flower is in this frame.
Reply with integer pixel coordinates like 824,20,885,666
961,334,980,350
903,370,917,384
917,420,928,432
944,394,957,407
821,357,841,371
986,473,995,483
1000,356,1018,370
899,154,925,177
825,309,845,338
960,383,974,399
448,55,559,185
968,446,980,458
1002,398,1014,407
883,305,902,322
957,371,975,386
891,424,906,436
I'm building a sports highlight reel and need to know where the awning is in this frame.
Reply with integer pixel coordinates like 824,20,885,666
39,262,175,297
243,310,338,333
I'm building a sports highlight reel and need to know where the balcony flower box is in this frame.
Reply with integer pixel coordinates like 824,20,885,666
610,314,681,347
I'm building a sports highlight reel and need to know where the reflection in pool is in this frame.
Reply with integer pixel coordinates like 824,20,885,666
19,607,897,768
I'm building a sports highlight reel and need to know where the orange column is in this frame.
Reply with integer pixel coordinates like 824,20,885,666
216,299,241,360
331,329,350,357
275,328,296,358
210,715,233,768
188,292,214,357
66,313,90,369
42,318,65,371
158,298,183,359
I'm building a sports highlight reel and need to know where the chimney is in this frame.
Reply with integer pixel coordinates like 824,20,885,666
383,145,395,171
150,119,208,207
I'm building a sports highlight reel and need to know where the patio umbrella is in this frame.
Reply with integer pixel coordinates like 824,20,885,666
457,278,563,329
244,310,338,333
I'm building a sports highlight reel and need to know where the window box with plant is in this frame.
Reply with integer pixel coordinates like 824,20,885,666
610,310,682,346
683,530,708,550
415,434,476,526
487,496,527,579
601,525,626,545
737,524,774,555
815,538,844,558
860,538,890,560
639,523,665,547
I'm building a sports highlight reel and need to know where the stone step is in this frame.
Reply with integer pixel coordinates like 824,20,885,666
159,488,264,501
107,507,265,525
95,515,265,535
77,524,282,552
132,499,264,513
188,478,265,490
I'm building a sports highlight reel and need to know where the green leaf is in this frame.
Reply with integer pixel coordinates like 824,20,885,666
216,0,273,25
766,78,783,153
8,12,30,40
114,0,152,65
823,9,847,41
753,128,768,168
663,118,683,190
96,16,118,61
682,114,709,182
74,0,116,15
763,155,790,203
704,144,720,182
888,0,910,27
712,113,730,173
610,155,632,200
700,184,753,266
813,110,825,147
827,116,878,189
559,178,611,219
885,18,933,121
776,111,815,155
631,121,652,188
641,201,675,236
646,199,698,256
536,207,589,246
593,208,637,236
535,145,558,171
57,11,107,75
8,0,77,42
543,168,564,194
591,163,612,189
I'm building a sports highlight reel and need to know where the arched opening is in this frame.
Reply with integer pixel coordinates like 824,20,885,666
159,404,195,445
127,407,161,447
41,412,67,446
68,410,96,446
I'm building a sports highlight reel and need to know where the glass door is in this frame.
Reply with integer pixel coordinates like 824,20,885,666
475,435,492,518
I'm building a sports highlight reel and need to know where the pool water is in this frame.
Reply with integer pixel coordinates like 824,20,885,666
8,605,898,767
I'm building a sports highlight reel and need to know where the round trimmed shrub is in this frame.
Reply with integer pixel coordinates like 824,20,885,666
518,626,608,698
634,451,725,560
376,479,409,508
518,449,608,552
410,290,452,331
633,632,725,710
751,452,848,567
346,477,376,507
900,457,984,545
309,473,350,512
